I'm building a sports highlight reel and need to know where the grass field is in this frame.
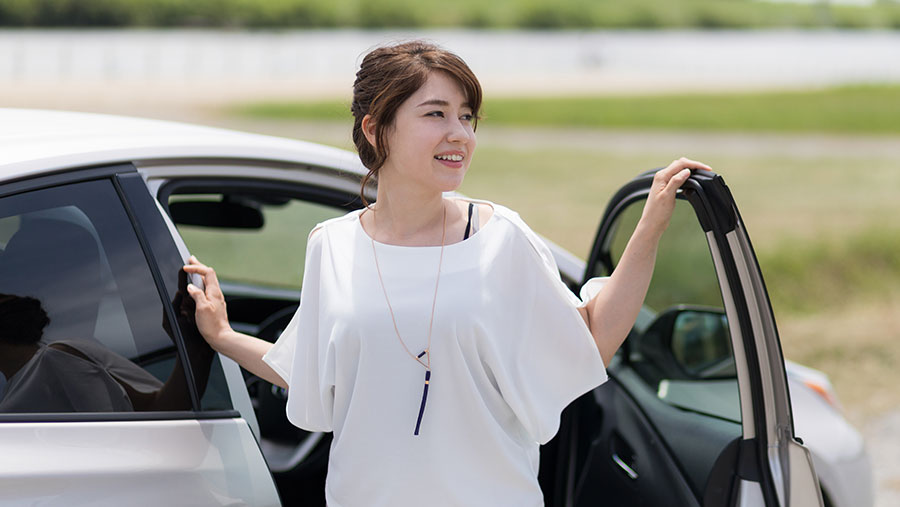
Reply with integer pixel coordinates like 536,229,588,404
208,108,900,425
467,145,900,424
233,85,900,134
4,0,900,29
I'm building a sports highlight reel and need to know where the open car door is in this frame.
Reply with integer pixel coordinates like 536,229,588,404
565,169,822,506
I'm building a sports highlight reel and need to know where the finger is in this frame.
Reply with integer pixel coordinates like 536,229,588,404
678,157,712,172
182,264,211,274
186,283,207,304
664,168,692,193
659,158,689,179
199,265,222,295
183,263,218,284
659,157,711,181
184,263,223,297
185,256,209,270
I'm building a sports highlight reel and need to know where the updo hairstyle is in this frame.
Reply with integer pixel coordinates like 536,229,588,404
0,294,50,345
351,40,483,204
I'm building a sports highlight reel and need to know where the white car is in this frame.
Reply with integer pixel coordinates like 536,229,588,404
0,109,872,507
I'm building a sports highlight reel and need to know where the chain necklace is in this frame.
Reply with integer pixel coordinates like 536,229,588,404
369,202,446,436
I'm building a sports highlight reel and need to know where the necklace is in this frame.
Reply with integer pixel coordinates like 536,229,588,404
369,201,446,436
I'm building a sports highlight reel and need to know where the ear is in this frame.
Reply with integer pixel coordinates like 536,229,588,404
361,114,377,149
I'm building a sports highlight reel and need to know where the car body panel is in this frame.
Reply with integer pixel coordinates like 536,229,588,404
0,418,280,506
0,109,363,182
786,361,874,507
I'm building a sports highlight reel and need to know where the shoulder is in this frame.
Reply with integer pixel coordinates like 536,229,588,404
450,196,496,230
488,202,526,230
486,202,542,244
307,208,364,242
450,196,529,231
485,202,558,268
458,198,554,263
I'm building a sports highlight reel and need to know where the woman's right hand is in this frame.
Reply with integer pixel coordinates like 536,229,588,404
182,256,233,350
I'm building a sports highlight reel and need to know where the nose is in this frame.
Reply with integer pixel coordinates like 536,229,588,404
446,117,473,144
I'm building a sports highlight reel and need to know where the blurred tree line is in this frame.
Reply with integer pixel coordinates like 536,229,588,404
1,0,899,29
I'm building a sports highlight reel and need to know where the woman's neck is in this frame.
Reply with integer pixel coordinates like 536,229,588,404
369,185,446,246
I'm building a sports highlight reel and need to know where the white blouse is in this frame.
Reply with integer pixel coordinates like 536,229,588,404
263,201,607,507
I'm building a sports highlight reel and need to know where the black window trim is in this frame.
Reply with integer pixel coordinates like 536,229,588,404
0,164,136,199
112,172,203,411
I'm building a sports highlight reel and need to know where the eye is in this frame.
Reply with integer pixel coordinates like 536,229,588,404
426,111,445,118
460,113,474,122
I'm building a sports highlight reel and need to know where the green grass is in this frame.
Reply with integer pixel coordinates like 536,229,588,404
3,0,900,28
232,85,900,135
760,228,900,315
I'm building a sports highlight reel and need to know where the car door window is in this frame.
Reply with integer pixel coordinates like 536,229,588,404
0,180,200,414
169,193,343,290
590,196,741,497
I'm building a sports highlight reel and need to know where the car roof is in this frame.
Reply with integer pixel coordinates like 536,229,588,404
0,108,365,182
0,108,588,283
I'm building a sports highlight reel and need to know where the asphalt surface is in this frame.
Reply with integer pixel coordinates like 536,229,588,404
866,409,900,507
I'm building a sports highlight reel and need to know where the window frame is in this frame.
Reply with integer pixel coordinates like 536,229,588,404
0,164,238,422
158,178,360,296
581,169,790,506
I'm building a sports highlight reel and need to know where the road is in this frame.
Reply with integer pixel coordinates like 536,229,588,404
866,410,900,507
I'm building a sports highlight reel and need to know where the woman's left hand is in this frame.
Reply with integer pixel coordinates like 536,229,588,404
640,157,712,237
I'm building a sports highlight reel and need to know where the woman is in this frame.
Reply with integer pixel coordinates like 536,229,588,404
184,41,711,506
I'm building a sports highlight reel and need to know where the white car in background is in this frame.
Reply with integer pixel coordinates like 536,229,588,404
0,109,872,506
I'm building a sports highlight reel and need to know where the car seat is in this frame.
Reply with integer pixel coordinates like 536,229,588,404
0,216,104,343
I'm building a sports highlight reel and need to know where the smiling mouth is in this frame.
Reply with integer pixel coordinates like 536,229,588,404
435,154,464,162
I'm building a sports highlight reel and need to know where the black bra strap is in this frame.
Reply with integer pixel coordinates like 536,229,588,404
463,202,474,240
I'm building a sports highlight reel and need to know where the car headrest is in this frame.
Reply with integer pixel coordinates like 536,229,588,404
0,218,103,342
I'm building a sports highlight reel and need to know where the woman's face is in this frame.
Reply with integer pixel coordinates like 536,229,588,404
377,71,477,193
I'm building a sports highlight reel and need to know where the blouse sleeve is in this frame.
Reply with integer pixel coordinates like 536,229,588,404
491,211,608,445
262,226,334,432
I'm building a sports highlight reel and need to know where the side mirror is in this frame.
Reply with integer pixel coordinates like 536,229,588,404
638,306,734,380
670,308,733,379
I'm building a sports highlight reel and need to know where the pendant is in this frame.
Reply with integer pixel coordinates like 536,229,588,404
414,369,431,436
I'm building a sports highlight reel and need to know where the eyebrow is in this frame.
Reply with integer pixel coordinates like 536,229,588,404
416,99,472,108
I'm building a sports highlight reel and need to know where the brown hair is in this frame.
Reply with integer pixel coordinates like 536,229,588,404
351,40,482,205
0,293,50,345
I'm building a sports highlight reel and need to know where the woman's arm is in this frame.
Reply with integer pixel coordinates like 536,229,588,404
183,257,288,389
578,158,711,367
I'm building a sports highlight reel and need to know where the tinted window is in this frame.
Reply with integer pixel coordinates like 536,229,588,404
0,180,195,413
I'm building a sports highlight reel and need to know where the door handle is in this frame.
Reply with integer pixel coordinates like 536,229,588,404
612,452,638,480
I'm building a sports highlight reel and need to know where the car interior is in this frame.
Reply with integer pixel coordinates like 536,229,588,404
0,181,188,413
158,178,745,506
160,179,364,505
